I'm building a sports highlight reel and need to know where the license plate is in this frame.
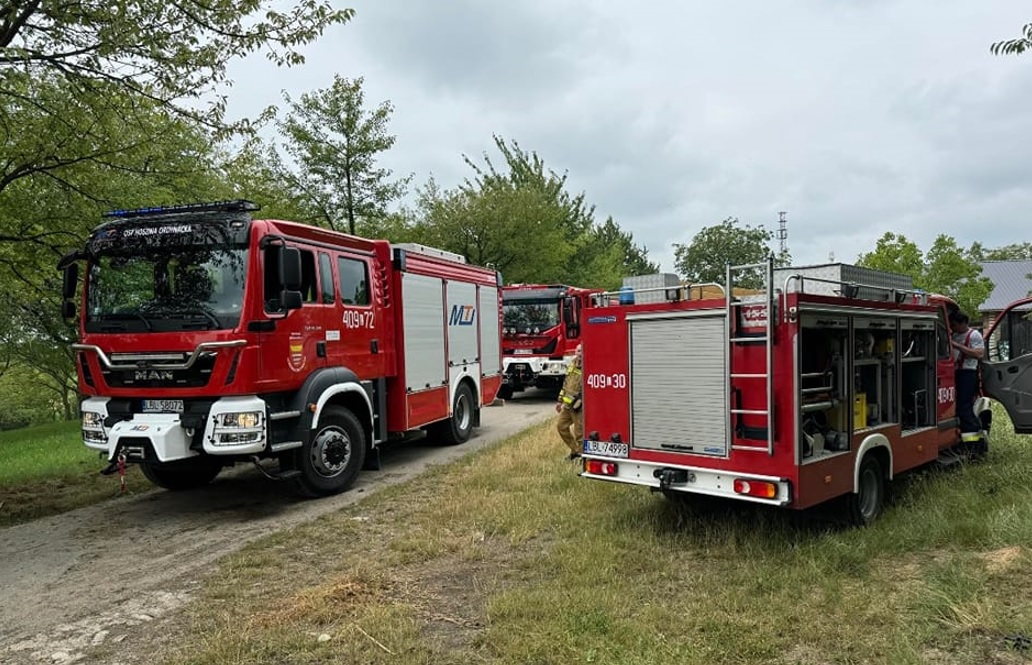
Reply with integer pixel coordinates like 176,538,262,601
583,440,629,458
141,399,184,413
513,349,532,355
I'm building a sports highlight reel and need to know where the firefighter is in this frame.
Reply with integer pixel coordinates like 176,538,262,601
556,343,584,460
949,310,985,454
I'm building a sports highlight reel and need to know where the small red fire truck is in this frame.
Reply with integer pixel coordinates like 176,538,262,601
499,283,601,399
579,260,1032,524
58,200,503,497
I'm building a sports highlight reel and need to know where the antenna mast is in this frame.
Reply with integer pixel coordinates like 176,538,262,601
776,211,788,257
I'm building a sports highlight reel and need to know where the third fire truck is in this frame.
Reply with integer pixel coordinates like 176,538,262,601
579,260,1032,524
498,283,601,399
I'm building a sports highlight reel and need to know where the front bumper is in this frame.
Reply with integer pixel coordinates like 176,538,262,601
81,395,269,462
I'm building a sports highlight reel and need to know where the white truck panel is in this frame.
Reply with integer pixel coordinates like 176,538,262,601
478,285,502,375
629,314,728,456
446,280,479,367
402,273,447,391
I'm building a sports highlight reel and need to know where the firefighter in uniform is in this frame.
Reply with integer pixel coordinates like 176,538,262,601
556,343,584,460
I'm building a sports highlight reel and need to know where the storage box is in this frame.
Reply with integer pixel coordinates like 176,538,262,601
621,273,682,304
773,263,913,302
854,393,868,429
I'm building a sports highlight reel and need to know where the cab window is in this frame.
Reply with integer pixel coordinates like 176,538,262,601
338,257,369,306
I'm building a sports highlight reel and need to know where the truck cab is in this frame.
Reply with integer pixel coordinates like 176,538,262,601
498,284,599,399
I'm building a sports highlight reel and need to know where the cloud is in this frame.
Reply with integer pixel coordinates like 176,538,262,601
223,0,1032,274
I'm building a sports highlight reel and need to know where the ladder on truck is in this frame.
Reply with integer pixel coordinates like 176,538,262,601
726,256,776,455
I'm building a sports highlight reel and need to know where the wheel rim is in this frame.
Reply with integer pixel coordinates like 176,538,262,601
455,392,472,432
858,467,880,520
310,426,351,478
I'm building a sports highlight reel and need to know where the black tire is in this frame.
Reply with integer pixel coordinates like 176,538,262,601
846,455,885,526
140,457,222,491
292,406,366,497
431,383,475,445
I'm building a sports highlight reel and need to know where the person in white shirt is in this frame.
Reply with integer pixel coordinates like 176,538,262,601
949,310,984,444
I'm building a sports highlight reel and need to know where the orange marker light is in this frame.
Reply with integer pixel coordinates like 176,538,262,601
733,478,778,499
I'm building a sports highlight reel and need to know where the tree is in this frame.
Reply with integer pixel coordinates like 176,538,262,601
991,23,1032,56
673,217,786,288
968,241,1032,262
857,232,993,316
407,136,656,288
0,1,350,258
272,75,411,235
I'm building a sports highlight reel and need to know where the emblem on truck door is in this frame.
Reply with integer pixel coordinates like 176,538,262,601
449,305,476,326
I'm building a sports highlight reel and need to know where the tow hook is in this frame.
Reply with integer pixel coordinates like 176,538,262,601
654,468,689,491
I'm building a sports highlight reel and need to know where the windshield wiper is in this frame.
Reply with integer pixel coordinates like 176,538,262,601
179,308,222,330
101,312,154,331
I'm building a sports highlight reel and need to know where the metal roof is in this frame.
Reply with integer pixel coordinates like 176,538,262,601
979,261,1032,311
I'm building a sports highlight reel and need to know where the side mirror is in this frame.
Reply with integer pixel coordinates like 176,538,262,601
279,246,302,291
61,300,76,320
563,296,581,338
280,289,302,311
62,264,79,300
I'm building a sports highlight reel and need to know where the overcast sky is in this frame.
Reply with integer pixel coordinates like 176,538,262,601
226,0,1032,273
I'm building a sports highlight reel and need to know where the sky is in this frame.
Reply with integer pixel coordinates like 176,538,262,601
225,0,1032,274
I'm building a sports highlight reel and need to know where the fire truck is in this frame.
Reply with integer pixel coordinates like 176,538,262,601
579,260,1031,525
498,284,601,399
57,200,503,497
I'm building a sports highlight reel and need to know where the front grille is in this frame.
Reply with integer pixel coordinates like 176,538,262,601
103,353,216,388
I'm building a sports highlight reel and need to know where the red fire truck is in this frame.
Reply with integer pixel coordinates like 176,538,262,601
58,200,503,497
499,283,601,399
579,260,1029,524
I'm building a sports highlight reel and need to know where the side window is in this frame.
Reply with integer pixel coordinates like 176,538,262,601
936,311,950,360
299,249,317,304
318,252,335,304
338,257,369,306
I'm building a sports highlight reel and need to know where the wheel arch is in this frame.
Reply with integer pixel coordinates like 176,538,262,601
854,433,892,491
291,367,374,441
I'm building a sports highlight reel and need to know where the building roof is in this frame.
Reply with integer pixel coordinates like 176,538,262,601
979,261,1032,311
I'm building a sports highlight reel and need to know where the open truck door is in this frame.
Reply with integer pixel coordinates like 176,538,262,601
982,296,1032,433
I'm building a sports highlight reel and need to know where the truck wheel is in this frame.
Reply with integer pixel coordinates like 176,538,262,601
431,383,475,445
293,406,366,497
846,455,885,526
140,457,222,491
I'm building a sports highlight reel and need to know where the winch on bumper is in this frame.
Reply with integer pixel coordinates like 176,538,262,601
80,395,269,462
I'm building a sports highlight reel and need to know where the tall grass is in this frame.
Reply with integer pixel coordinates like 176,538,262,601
167,406,1032,665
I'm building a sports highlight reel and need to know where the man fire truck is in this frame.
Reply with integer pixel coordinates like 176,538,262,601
579,260,1032,525
498,283,601,399
58,200,503,497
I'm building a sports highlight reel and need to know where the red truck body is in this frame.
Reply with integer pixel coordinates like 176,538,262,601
579,261,1030,523
498,283,602,398
60,201,503,496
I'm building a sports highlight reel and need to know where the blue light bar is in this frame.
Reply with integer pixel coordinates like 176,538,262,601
102,199,261,219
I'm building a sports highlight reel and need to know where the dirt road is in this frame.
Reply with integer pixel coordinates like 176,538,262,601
0,397,554,665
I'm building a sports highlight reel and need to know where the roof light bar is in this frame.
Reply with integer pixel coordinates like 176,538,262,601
102,200,261,219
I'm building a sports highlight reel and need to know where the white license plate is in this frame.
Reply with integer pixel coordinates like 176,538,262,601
513,349,532,355
141,399,184,413
583,440,629,458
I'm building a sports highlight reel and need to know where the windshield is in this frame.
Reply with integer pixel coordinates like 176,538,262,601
85,247,249,333
503,298,560,333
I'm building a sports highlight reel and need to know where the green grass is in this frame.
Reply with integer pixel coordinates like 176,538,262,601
0,419,151,525
160,405,1032,665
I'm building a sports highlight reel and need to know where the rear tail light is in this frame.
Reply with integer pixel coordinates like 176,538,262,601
584,459,618,476
733,478,778,499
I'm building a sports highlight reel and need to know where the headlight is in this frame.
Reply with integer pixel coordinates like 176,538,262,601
217,411,262,429
82,411,104,430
